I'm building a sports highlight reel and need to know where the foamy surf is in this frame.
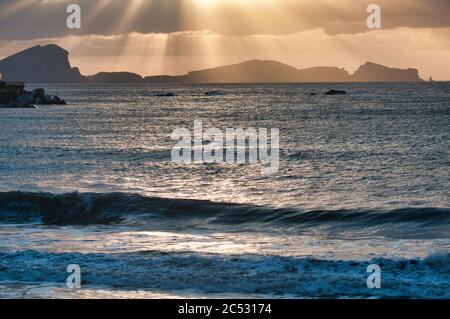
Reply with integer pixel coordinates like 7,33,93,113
0,190,447,298
0,250,448,299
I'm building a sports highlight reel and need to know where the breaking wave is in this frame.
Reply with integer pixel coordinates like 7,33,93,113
0,191,448,230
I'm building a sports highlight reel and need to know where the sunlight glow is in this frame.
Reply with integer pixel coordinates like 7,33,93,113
1,0,447,79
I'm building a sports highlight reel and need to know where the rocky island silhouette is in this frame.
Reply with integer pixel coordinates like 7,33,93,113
0,45,424,84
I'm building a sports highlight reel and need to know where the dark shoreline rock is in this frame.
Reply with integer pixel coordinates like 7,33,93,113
325,89,347,95
0,81,66,108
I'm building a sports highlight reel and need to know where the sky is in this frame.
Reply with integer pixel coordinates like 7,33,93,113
0,0,449,79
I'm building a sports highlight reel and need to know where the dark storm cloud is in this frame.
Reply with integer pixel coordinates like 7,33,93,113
0,0,449,40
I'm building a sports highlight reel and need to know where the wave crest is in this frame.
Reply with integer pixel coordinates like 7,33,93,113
0,192,449,230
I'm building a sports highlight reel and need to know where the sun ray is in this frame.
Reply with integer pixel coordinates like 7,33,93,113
0,0,37,19
84,0,113,29
114,0,145,34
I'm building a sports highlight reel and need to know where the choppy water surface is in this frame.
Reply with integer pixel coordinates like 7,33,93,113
0,82,449,298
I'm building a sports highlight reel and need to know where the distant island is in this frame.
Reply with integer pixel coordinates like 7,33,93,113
0,44,424,84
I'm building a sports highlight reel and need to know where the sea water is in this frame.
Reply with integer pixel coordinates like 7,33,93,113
0,82,449,298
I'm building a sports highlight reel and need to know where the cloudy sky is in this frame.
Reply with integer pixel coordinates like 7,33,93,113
0,0,449,79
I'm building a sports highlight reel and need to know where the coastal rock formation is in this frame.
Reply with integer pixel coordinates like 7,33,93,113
325,89,347,95
0,81,25,104
19,88,67,105
0,81,66,108
0,45,83,83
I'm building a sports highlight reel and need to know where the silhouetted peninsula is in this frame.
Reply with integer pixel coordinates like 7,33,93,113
0,45,83,83
0,45,424,83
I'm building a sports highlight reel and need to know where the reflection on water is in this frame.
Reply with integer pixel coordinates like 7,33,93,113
0,83,449,298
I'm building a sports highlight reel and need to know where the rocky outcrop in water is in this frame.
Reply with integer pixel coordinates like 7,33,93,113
0,81,66,108
0,81,24,105
325,89,347,95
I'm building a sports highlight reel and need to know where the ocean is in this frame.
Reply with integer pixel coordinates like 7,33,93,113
0,82,449,298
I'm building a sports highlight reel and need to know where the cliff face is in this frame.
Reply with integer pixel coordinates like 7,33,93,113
0,45,83,83
351,62,423,82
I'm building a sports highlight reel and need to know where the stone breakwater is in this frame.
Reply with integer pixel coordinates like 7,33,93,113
0,81,66,108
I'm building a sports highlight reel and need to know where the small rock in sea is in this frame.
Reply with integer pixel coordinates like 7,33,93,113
325,89,347,95
50,95,67,105
309,92,317,96
205,90,225,96
32,89,66,105
156,92,176,97
145,92,176,97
